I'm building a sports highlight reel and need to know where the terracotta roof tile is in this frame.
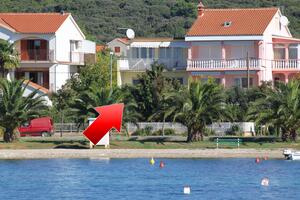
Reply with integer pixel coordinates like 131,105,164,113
0,18,15,32
96,45,106,52
187,8,278,36
0,13,69,34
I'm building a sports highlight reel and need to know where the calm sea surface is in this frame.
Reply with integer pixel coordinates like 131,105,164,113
0,158,299,200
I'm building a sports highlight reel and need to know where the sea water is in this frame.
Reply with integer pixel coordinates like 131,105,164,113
0,158,299,200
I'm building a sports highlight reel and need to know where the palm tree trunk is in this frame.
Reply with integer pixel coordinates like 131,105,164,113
187,127,193,143
290,129,297,142
187,129,203,142
281,128,289,142
3,128,17,143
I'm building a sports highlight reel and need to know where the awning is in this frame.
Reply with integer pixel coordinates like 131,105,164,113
271,36,300,44
160,41,189,48
130,42,161,48
130,41,189,48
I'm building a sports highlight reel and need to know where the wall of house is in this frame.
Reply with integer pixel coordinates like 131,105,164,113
264,11,292,38
119,71,189,86
107,39,128,57
190,41,257,60
55,16,85,63
49,64,77,92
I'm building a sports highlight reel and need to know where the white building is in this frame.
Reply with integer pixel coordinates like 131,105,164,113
0,12,96,93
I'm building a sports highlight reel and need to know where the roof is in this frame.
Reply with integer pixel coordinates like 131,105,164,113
117,38,130,44
187,8,279,36
23,80,49,94
0,13,69,34
96,45,107,52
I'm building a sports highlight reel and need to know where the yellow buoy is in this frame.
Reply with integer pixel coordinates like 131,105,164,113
150,157,155,165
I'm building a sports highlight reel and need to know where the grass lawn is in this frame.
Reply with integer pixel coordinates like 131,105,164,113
0,136,300,149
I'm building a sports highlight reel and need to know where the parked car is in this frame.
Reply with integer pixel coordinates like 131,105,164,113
18,117,54,137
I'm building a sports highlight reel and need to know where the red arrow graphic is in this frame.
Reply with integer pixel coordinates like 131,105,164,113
83,103,124,145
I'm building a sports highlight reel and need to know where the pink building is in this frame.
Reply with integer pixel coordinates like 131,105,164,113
186,2,300,88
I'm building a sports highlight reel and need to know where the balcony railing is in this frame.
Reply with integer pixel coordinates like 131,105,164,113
118,58,187,71
272,59,300,70
187,59,262,71
21,49,55,62
70,52,84,65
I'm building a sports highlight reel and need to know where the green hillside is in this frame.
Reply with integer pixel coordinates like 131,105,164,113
0,0,299,43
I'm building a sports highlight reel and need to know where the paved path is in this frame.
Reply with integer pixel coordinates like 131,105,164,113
0,149,284,159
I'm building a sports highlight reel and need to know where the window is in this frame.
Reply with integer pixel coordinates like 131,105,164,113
274,44,285,59
132,48,139,58
141,48,147,59
148,48,154,59
235,77,253,88
70,40,80,51
114,47,121,53
197,46,222,60
159,48,171,59
289,44,298,59
224,21,232,27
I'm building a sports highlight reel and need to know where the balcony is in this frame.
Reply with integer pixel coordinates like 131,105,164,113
187,59,262,71
69,52,85,65
20,49,55,63
118,58,187,71
272,59,300,70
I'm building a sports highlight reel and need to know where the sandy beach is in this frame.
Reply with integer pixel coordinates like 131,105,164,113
0,149,284,160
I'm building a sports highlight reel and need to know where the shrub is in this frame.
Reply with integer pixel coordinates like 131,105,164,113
132,126,153,136
203,127,215,136
152,128,176,136
225,124,241,136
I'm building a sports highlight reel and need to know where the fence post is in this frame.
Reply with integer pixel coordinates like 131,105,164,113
217,138,219,149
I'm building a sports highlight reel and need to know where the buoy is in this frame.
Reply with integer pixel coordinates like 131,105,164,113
150,157,155,165
255,158,260,163
183,186,191,194
261,178,269,186
159,161,165,168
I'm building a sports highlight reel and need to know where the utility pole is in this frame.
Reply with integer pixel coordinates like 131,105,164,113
110,51,113,92
247,52,250,89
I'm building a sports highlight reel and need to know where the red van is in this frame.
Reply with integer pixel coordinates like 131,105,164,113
18,117,54,137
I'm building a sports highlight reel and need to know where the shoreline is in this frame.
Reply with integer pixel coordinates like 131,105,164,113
0,149,284,160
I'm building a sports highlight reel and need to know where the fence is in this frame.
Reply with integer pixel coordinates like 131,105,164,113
126,122,187,134
54,123,85,133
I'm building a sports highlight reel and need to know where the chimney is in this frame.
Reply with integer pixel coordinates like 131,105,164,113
198,1,205,17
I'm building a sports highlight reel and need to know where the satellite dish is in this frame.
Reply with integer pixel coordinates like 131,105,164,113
126,29,135,40
280,16,289,26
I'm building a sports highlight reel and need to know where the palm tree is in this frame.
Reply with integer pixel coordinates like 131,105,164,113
0,40,19,78
164,79,226,142
248,80,300,141
0,79,47,142
71,85,124,128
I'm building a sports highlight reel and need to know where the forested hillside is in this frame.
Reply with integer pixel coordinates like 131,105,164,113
0,0,299,43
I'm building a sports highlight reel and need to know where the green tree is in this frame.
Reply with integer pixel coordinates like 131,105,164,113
0,79,47,142
0,39,19,78
71,85,123,128
248,80,300,141
128,62,181,121
166,79,225,142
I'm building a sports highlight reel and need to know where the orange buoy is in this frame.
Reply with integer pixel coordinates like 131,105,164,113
255,158,260,163
159,161,165,168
